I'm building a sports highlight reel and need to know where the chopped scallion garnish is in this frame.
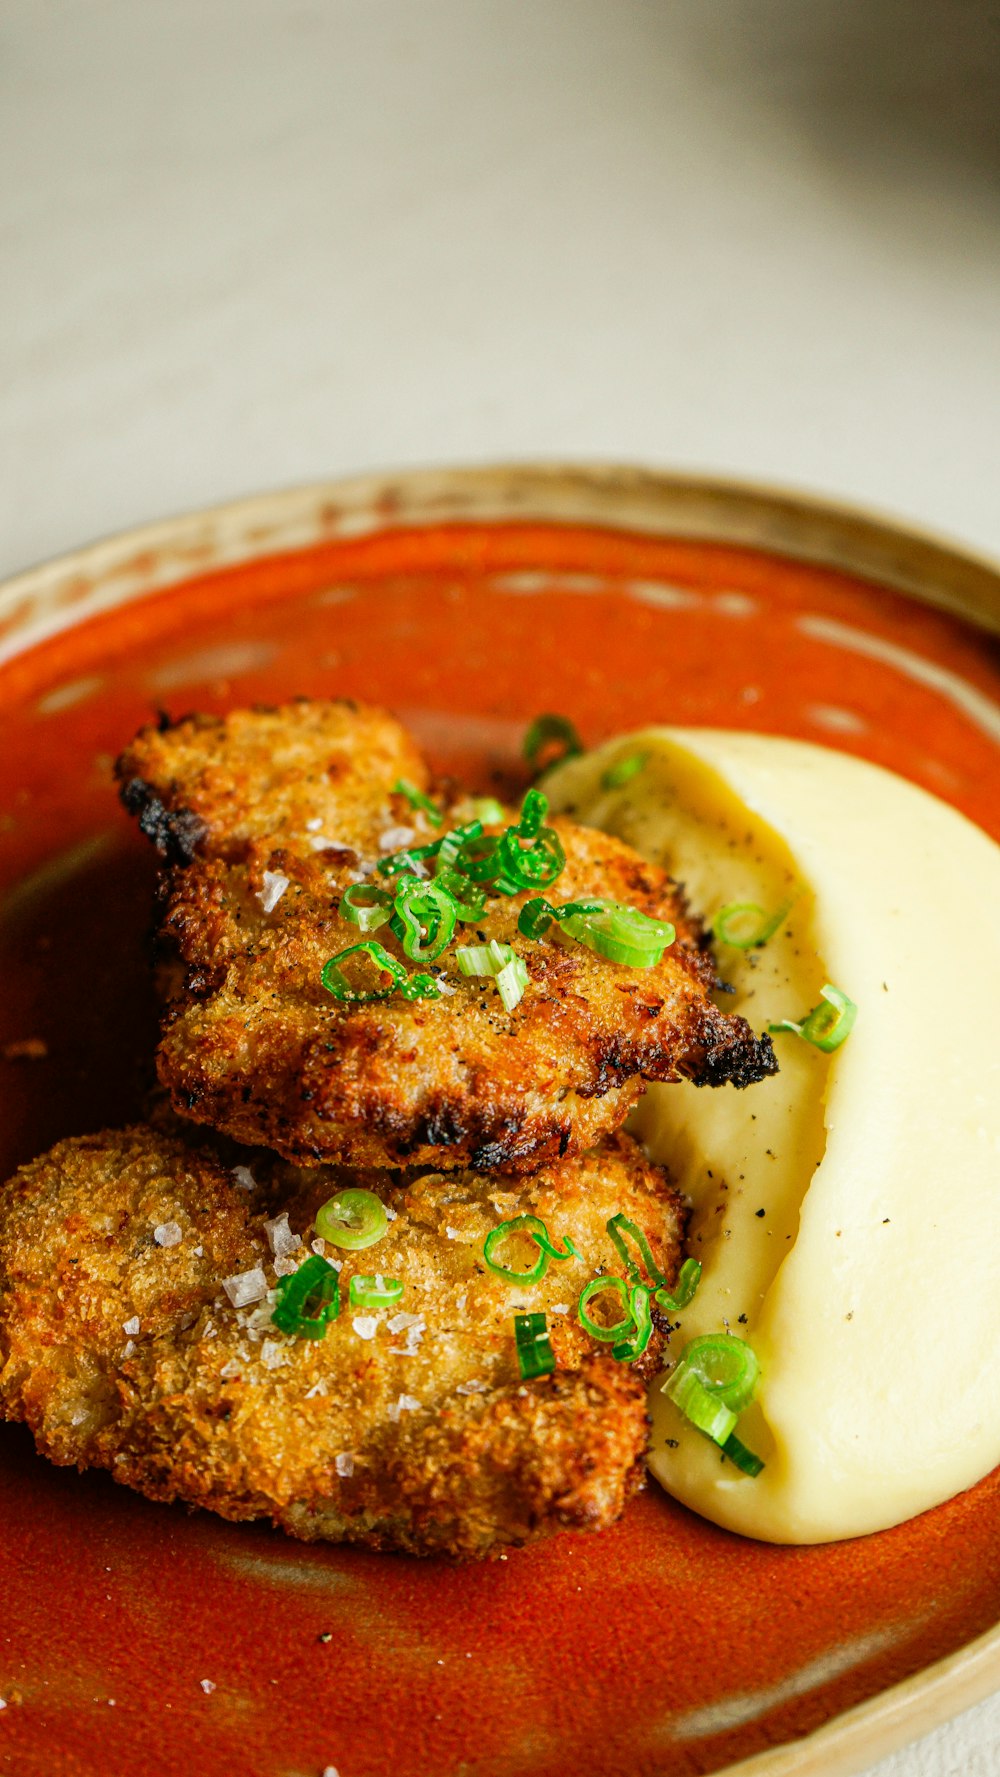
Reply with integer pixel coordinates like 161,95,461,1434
665,1365,737,1444
393,778,443,826
654,1256,702,1313
315,1189,389,1251
523,713,583,776
601,752,647,790
348,1274,403,1308
391,875,458,961
455,939,531,1012
433,865,487,922
720,1431,765,1477
612,1284,653,1363
518,896,675,968
376,838,442,877
769,983,857,1052
498,954,531,1012
577,1276,635,1342
663,1332,765,1476
484,1213,581,1284
514,1311,556,1380
435,818,482,873
271,1255,340,1339
321,940,442,1004
605,1213,670,1289
712,899,792,950
339,882,394,933
455,939,512,977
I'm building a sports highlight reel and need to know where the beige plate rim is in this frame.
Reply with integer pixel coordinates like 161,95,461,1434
1,461,998,1777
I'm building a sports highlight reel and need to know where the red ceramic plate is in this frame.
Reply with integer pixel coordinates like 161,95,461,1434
1,467,998,1777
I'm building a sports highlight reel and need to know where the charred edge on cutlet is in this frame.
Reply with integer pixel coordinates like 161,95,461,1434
119,776,207,865
691,1023,778,1089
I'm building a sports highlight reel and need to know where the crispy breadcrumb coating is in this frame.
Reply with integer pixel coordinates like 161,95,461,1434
0,1125,684,1559
117,700,776,1173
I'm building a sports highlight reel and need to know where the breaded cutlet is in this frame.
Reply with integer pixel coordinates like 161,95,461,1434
117,700,776,1173
0,1125,684,1559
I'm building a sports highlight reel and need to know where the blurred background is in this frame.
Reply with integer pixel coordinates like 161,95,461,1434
2,6,999,1770
2,0,999,581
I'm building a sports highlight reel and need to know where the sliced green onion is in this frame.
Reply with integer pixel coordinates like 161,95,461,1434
321,940,442,1003
516,895,607,942
393,778,443,826
376,838,442,877
720,1432,765,1477
559,902,675,968
601,752,647,790
455,831,505,882
484,1214,550,1285
518,897,675,968
514,1311,556,1380
769,983,857,1052
315,1188,389,1251
712,900,791,950
517,896,557,939
654,1257,702,1313
455,940,531,1012
663,1333,765,1475
516,788,549,838
605,1213,670,1288
391,875,458,961
339,882,394,933
271,1255,340,1339
577,1275,635,1343
455,939,513,977
470,797,505,825
348,1274,404,1308
664,1364,738,1444
530,1227,583,1263
491,788,565,893
496,823,566,893
433,865,487,922
680,1333,760,1411
435,818,483,873
523,713,583,776
612,1285,653,1363
496,955,529,1012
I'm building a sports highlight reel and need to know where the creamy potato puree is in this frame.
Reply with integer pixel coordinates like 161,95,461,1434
547,730,1000,1543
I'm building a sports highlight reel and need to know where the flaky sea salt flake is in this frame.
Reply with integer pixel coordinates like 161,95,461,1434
222,1266,268,1308
388,1394,421,1422
122,1316,140,1336
387,1311,423,1336
257,870,290,913
352,1315,378,1341
263,1212,299,1259
200,1679,216,1694
231,1166,256,1192
335,1452,354,1478
153,1220,182,1248
378,825,415,852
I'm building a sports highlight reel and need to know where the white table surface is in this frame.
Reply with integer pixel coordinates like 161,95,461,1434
2,4,999,1773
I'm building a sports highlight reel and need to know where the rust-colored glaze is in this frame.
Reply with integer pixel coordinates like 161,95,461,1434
0,520,998,1777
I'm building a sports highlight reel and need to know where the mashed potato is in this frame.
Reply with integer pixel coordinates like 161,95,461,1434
547,730,1000,1543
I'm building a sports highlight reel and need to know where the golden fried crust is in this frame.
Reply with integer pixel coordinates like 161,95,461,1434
117,700,776,1173
0,1126,684,1559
